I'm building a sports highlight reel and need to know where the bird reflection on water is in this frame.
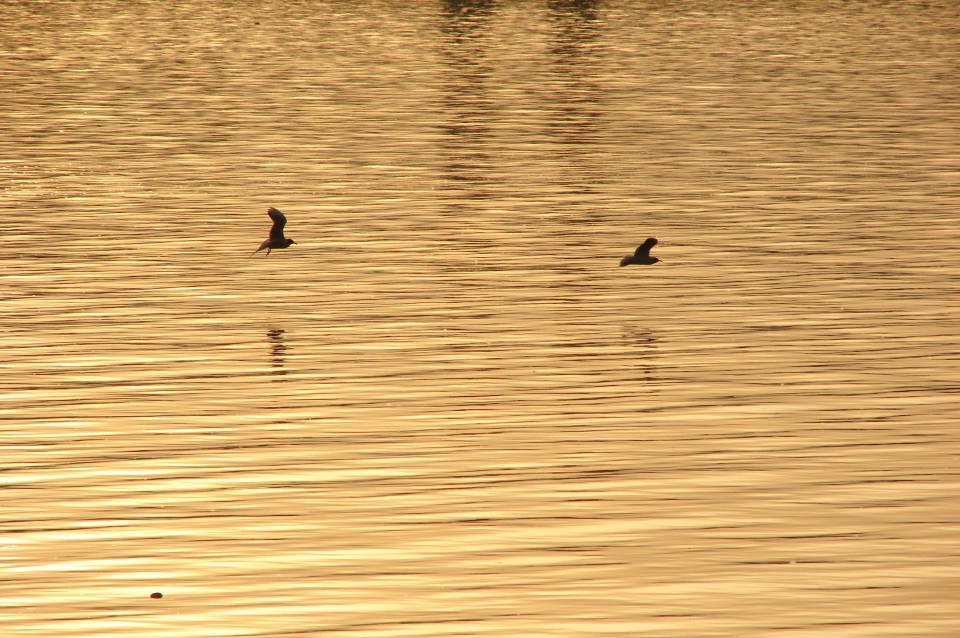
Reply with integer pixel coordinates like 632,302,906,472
622,326,658,383
267,328,288,377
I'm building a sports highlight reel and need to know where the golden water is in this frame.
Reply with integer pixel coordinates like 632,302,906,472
2,1,958,636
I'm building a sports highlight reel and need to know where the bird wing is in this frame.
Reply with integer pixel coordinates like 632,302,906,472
635,237,658,257
267,207,287,241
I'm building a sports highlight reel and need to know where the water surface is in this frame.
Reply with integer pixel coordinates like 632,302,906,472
2,1,958,636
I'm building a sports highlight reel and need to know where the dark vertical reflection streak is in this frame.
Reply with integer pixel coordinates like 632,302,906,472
432,1,500,270
436,1,496,198
545,0,606,202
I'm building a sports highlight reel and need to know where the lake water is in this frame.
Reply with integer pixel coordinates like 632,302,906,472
2,1,958,636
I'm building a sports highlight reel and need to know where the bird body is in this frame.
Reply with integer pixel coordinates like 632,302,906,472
620,237,660,266
253,207,296,256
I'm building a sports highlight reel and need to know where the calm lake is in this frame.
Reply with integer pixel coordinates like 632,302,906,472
2,1,958,636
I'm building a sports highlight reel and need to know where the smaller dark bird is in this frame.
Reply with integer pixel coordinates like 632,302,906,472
253,207,296,256
620,237,660,267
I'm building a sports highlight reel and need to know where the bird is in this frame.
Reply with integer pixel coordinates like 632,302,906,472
620,237,660,267
252,207,296,256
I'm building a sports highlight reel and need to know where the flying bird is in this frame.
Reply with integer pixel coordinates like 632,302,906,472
253,207,296,256
620,237,660,267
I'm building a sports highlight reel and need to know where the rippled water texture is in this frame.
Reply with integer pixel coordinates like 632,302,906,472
2,1,959,636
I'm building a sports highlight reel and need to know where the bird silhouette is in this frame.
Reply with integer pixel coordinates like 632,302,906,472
620,237,660,266
253,207,296,256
